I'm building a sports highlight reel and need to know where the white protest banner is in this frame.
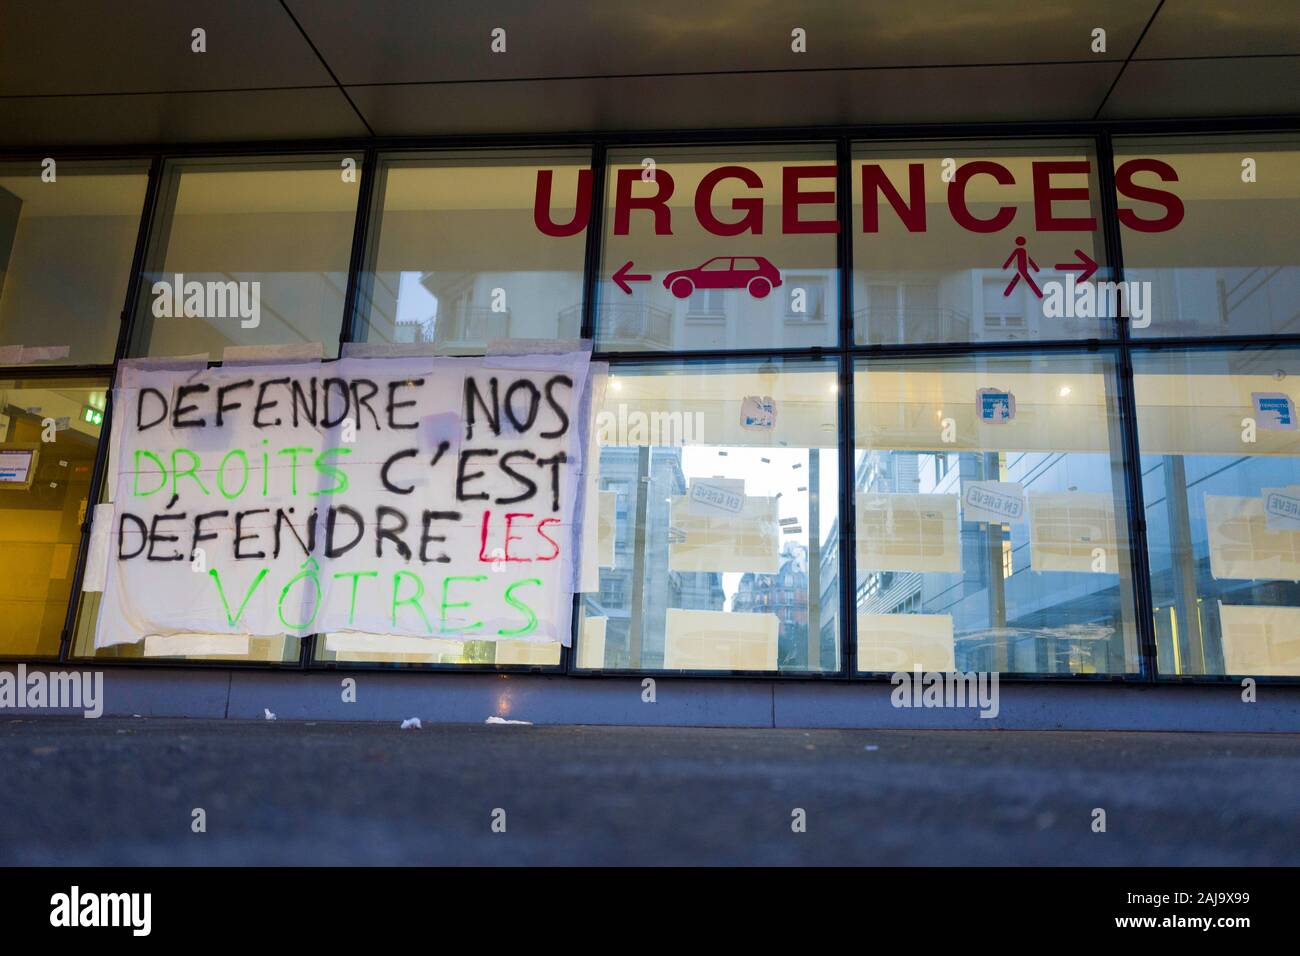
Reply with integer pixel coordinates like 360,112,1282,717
95,352,592,648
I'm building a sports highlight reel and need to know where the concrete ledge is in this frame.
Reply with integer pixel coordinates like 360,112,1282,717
773,680,1300,732
227,671,774,726
2,665,1299,731
0,665,230,719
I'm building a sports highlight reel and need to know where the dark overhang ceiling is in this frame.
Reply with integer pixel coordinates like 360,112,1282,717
1,0,1296,146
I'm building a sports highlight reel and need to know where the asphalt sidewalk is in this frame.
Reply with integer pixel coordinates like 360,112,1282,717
1,719,1296,865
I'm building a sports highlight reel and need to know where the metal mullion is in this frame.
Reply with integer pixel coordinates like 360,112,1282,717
3,113,1299,162
835,136,857,678
1097,130,1159,681
579,143,607,342
57,153,165,663
567,144,607,674
338,146,380,350
592,346,840,364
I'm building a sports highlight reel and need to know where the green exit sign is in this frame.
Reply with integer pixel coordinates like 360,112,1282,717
82,406,103,426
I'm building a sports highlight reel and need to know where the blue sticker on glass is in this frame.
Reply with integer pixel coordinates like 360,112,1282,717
976,388,1016,424
1252,392,1297,431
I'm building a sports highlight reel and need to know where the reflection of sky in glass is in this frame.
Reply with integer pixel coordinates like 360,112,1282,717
395,271,436,327
681,444,838,610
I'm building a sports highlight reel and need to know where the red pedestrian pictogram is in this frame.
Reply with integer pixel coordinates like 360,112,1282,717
1002,236,1041,299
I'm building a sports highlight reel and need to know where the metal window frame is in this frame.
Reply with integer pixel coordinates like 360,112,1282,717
0,113,1295,684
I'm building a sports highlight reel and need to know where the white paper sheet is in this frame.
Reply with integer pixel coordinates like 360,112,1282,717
1205,495,1300,581
1218,604,1300,676
856,493,961,574
856,612,956,673
663,608,779,671
1028,492,1118,573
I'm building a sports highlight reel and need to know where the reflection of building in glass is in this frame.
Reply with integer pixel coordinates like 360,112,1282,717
851,446,1129,674
378,269,578,352
582,445,724,668
732,541,809,668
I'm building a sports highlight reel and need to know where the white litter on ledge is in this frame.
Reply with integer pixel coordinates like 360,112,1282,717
485,716,532,725
400,718,422,730
264,708,277,721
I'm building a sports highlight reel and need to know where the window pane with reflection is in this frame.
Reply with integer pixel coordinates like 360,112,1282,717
358,149,589,354
1,376,109,658
0,161,148,365
131,155,360,361
852,140,1110,345
1135,346,1300,677
1115,134,1300,339
853,352,1138,674
598,144,838,352
576,358,840,673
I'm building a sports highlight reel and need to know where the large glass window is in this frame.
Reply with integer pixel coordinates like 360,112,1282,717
0,376,108,658
358,149,590,353
852,140,1110,345
576,358,840,673
0,161,148,365
598,145,839,352
130,155,361,361
1115,134,1300,339
1135,347,1300,677
852,352,1139,674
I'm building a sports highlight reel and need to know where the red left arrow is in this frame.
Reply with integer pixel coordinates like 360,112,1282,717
1054,248,1098,283
612,260,651,295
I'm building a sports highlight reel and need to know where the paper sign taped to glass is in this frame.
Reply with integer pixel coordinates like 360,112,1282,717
687,477,745,517
663,608,779,671
855,493,961,574
1027,492,1118,573
93,351,593,647
1205,494,1300,581
669,493,780,573
962,481,1027,525
856,613,956,673
1261,486,1300,532
1217,604,1300,676
578,614,607,669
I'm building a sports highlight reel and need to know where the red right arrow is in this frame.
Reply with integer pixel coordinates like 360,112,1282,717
612,260,651,295
1055,248,1098,283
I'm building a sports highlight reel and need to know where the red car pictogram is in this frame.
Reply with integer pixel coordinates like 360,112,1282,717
663,256,783,300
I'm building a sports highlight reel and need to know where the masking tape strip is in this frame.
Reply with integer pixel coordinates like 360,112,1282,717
0,344,72,364
325,633,468,657
142,634,252,658
341,341,442,359
115,354,209,381
222,342,324,365
81,502,114,593
483,338,593,370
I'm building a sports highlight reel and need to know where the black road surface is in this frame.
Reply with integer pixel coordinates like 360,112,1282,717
0,719,1296,866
